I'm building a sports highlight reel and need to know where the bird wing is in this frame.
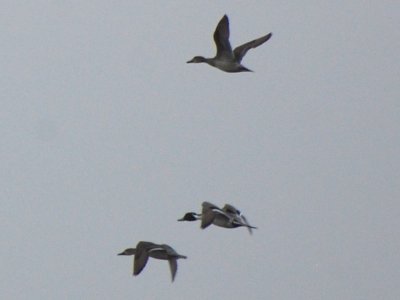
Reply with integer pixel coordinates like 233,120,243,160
222,204,241,215
213,15,233,59
161,244,187,258
161,244,177,256
201,202,220,229
241,214,254,235
133,242,155,275
201,209,215,229
233,33,272,62
168,258,178,282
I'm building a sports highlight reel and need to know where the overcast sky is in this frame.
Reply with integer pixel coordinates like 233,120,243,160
1,1,399,299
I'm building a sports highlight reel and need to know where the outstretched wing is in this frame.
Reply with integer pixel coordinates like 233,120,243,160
168,258,178,282
213,15,233,59
201,202,221,229
133,250,150,276
133,241,155,276
233,33,272,62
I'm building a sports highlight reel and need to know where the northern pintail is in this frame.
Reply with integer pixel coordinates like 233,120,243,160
118,241,187,282
221,203,256,234
178,202,257,234
187,15,272,72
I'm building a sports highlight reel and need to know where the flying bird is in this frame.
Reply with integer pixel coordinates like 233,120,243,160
178,201,257,234
187,14,272,72
118,241,187,282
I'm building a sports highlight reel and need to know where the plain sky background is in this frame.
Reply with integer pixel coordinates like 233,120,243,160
1,1,399,299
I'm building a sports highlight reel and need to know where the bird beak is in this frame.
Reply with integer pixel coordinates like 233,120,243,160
177,218,184,221
186,58,194,63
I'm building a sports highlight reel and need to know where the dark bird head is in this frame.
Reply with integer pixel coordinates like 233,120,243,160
177,212,200,222
117,248,136,256
187,56,207,63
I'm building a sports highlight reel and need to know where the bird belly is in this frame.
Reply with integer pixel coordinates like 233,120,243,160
210,60,242,72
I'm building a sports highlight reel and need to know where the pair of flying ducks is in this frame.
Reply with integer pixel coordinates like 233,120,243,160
118,201,257,282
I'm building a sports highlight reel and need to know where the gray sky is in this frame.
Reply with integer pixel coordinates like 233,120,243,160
1,1,399,299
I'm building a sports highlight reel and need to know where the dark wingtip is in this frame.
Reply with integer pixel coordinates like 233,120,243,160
220,14,229,24
241,67,253,72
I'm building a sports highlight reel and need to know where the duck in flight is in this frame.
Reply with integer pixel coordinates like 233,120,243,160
178,202,257,234
187,15,272,73
118,241,187,282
